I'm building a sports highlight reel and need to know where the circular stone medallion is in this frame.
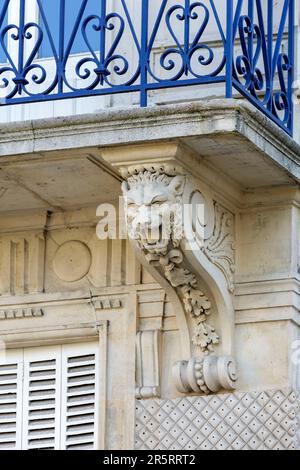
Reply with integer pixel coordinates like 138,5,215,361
53,241,92,282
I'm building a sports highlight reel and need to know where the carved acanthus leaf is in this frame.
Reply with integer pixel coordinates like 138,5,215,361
203,203,235,293
148,251,219,353
164,264,196,288
192,322,219,352
145,245,219,353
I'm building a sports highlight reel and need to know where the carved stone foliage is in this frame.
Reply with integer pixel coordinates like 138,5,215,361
203,203,235,293
146,249,219,354
188,190,235,293
122,165,219,355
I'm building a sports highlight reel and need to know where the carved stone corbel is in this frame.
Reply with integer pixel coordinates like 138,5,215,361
121,163,237,395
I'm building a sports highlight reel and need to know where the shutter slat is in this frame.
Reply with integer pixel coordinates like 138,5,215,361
29,380,56,385
66,379,95,388
28,393,56,400
27,384,56,391
66,443,94,450
28,441,55,449
0,399,18,405
67,425,95,436
0,358,22,450
67,360,96,368
0,378,18,385
66,416,95,426
0,417,17,424
67,395,95,404
28,430,56,439
22,351,61,450
66,407,96,417
28,423,55,431
0,434,17,443
67,390,95,398
60,346,98,450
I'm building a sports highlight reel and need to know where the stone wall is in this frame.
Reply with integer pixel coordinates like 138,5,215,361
135,390,300,450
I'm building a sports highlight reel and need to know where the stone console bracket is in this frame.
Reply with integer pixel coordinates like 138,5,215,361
121,162,237,395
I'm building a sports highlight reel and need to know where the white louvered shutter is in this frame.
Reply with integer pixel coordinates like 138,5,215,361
22,346,62,450
0,342,100,450
0,351,23,450
60,343,99,450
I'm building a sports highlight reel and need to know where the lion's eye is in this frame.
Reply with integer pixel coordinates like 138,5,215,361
152,196,166,204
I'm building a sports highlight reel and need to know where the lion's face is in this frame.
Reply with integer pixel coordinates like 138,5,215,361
122,173,185,254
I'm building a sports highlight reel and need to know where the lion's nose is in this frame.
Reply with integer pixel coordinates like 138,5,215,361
138,206,152,226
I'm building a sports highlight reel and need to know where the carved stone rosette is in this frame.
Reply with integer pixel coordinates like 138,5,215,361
121,163,237,395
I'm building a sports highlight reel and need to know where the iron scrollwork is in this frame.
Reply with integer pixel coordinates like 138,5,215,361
146,0,226,83
232,0,293,131
0,0,295,135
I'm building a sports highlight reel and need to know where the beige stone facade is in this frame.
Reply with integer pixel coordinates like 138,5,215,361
0,101,299,449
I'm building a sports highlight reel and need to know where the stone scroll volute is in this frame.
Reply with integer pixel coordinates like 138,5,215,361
121,164,237,395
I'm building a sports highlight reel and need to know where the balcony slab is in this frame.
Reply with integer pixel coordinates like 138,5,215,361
0,99,299,212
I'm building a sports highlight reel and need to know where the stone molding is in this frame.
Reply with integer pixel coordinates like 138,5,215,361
0,321,106,348
136,330,162,399
92,297,122,310
0,307,43,320
0,291,123,347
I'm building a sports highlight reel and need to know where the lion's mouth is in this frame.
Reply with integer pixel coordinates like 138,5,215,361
142,225,163,244
141,225,169,252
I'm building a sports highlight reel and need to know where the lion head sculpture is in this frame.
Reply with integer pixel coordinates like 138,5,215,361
122,170,185,255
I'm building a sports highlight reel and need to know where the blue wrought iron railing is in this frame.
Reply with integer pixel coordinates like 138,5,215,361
0,0,295,134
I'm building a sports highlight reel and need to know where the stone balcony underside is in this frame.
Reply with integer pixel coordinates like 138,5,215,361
0,99,300,214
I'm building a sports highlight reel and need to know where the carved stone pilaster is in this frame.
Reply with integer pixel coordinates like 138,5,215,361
121,163,237,395
136,330,161,399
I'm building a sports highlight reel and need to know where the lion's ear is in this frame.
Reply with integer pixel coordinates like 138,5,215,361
121,181,130,193
168,176,185,196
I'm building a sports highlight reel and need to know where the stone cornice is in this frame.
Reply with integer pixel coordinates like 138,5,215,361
0,284,161,309
0,100,300,185
235,277,300,316
0,321,107,348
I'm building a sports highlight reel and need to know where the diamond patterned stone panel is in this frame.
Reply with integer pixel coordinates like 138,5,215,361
135,390,299,450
